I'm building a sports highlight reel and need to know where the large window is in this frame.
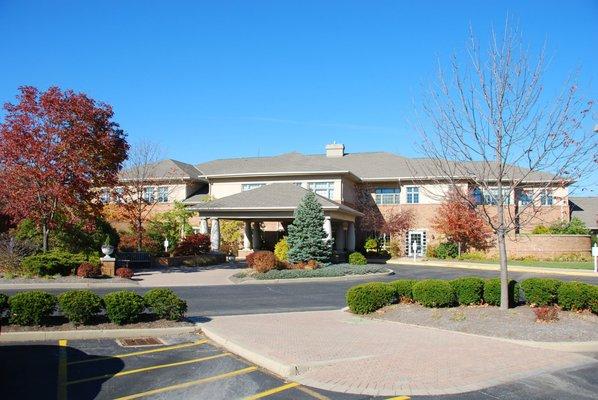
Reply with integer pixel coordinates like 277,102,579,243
517,189,532,206
540,189,553,206
308,181,334,199
473,187,510,205
375,188,400,205
406,187,419,204
143,186,155,202
241,183,266,191
157,186,169,203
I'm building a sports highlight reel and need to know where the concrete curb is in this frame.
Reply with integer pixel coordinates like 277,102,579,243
0,282,138,290
388,259,596,277
0,326,199,342
201,325,298,377
230,269,394,285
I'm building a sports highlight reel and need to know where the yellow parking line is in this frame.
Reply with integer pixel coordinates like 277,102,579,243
67,352,229,385
57,340,68,400
297,386,331,400
386,396,410,400
114,366,258,400
68,339,208,365
244,382,300,399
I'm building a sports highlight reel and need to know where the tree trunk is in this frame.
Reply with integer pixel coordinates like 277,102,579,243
497,226,509,310
42,223,49,252
136,220,142,252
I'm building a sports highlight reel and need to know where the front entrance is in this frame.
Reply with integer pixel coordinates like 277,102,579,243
406,230,427,256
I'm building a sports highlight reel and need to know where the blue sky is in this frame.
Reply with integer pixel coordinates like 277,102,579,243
1,1,596,191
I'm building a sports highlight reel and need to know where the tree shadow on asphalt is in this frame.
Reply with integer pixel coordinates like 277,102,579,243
0,344,124,400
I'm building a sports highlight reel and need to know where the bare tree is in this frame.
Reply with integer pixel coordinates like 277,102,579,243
415,21,596,309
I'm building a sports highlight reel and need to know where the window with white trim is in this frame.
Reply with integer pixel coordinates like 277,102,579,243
472,187,510,205
406,187,419,204
143,186,155,202
375,188,400,205
540,189,553,206
241,183,266,191
517,189,532,206
157,186,169,203
308,181,334,199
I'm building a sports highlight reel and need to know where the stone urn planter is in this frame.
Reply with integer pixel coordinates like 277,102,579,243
101,244,114,259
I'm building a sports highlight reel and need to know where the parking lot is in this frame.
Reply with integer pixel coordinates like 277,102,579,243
0,334,409,400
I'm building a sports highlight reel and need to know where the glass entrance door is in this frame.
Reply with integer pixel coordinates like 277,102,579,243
407,231,425,256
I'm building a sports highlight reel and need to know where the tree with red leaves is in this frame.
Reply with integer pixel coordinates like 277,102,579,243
432,189,493,252
383,208,415,237
0,86,128,251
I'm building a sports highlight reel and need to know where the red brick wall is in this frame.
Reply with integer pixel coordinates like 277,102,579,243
489,234,591,258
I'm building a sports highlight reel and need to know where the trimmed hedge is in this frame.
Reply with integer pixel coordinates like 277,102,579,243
388,279,416,301
58,290,103,325
557,281,591,311
8,291,57,325
521,278,561,306
115,267,134,279
483,278,520,307
77,262,101,278
103,291,146,325
412,280,455,307
589,286,598,314
348,252,367,265
346,282,394,314
144,288,187,320
21,251,87,276
0,293,8,315
450,277,484,305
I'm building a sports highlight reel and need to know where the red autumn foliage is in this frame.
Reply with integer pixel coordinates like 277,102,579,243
382,209,415,237
532,306,559,323
115,267,134,279
77,262,101,278
0,86,128,251
172,234,211,256
246,251,277,273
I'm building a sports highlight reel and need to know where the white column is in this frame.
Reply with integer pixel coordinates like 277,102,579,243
335,224,346,251
199,218,208,234
347,222,356,252
323,216,332,242
210,218,220,252
243,221,252,250
252,222,261,250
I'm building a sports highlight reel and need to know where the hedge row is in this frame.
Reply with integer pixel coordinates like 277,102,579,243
0,288,187,326
346,277,598,315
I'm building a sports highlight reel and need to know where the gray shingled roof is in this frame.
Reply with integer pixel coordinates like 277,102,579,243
120,159,205,182
195,152,557,182
569,197,598,230
187,183,362,216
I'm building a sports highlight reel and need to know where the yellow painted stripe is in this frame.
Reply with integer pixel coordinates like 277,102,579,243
68,339,208,365
386,396,411,400
57,340,68,400
67,353,228,385
244,382,301,399
114,366,258,400
297,386,331,400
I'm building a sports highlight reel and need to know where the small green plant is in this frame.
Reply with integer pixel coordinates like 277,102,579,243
21,251,87,276
412,280,455,307
8,291,57,325
103,291,145,325
450,277,484,305
388,279,416,302
483,278,520,307
103,234,111,246
346,282,394,314
364,238,379,253
144,288,187,320
557,281,591,311
274,238,289,262
434,242,459,259
521,278,561,306
348,252,367,265
58,290,103,325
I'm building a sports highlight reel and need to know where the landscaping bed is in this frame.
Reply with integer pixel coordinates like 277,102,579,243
0,274,135,285
233,263,390,281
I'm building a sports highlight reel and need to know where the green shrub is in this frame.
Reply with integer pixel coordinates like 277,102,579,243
21,251,87,276
589,286,598,314
456,251,488,261
557,281,591,311
531,225,550,234
348,252,367,265
435,242,459,259
483,278,520,307
8,291,57,325
103,291,145,325
274,238,289,262
58,290,103,325
425,244,437,258
144,288,187,320
346,282,394,314
364,238,379,252
412,280,455,307
450,277,485,305
521,278,561,306
388,280,416,302
0,293,8,316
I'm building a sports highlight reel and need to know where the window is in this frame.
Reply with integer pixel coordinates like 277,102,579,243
114,187,124,203
540,190,553,206
143,186,155,202
473,187,510,205
472,187,483,205
518,190,532,206
375,188,400,205
308,182,334,199
242,183,265,191
157,187,169,203
100,188,110,204
406,187,419,204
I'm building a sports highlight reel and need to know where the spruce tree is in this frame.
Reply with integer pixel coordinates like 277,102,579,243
287,191,333,263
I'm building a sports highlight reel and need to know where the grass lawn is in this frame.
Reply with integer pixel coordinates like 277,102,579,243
455,259,593,270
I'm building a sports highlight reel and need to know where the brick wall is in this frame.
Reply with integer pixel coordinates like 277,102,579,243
489,234,591,257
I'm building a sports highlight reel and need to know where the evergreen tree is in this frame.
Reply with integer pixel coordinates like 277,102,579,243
287,191,333,263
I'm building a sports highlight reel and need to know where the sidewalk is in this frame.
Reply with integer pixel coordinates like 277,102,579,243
200,309,596,396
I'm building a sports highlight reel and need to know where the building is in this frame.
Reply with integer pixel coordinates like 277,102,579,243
569,197,598,234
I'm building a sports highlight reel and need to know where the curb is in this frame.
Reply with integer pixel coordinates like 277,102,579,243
0,282,138,290
0,326,199,342
230,269,394,285
201,325,298,377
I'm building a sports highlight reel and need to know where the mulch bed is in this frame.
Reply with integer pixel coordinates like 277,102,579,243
370,302,598,342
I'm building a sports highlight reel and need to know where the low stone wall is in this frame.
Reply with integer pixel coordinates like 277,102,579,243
489,234,592,258
154,253,226,267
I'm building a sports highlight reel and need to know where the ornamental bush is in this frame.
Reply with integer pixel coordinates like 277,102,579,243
450,277,484,305
364,238,379,253
388,279,416,302
274,238,289,262
77,262,101,278
21,251,87,276
412,280,455,307
115,267,134,279
58,290,103,325
248,251,277,273
521,278,561,306
348,252,367,265
557,281,591,311
103,291,146,325
346,282,394,314
434,242,459,259
172,233,211,256
483,278,520,307
144,288,187,320
589,286,598,314
8,291,57,325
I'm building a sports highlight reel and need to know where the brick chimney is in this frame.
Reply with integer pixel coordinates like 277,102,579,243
325,142,345,158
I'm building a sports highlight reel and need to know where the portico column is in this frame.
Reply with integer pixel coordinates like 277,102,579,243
243,221,252,250
210,218,220,252
252,222,261,250
336,224,346,251
323,216,332,242
347,222,356,252
199,217,208,234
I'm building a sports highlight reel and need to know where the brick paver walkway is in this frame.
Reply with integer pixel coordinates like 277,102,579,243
202,310,596,396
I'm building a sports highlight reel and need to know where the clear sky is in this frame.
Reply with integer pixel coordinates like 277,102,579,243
1,1,596,191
